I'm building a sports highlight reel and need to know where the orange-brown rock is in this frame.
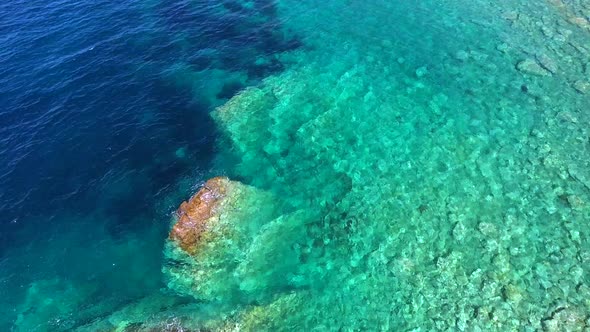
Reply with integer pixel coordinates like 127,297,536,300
170,177,231,254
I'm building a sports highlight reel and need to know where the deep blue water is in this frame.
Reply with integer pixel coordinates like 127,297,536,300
0,0,297,329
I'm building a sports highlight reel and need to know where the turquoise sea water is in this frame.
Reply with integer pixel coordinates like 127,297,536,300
2,0,590,330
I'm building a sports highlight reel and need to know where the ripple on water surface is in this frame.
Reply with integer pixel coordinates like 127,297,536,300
0,0,299,330
3,0,590,331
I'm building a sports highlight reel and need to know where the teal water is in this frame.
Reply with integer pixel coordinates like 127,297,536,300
3,0,590,331
163,0,590,330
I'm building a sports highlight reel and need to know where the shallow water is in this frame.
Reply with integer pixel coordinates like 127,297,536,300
2,0,590,331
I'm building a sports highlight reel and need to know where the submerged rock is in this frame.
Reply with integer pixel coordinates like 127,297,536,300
169,177,232,254
542,306,587,332
455,50,469,61
415,66,428,77
536,54,558,74
502,11,519,21
14,278,100,332
573,80,589,94
516,59,551,76
568,16,590,30
165,177,267,302
165,177,307,305
73,294,206,332
496,43,509,53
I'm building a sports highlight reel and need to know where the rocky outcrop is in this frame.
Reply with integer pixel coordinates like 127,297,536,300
170,177,232,254
164,177,295,305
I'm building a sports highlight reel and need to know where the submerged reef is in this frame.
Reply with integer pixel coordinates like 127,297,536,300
158,0,590,330
21,0,590,330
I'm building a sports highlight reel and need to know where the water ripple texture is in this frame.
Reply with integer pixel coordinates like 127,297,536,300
2,0,590,331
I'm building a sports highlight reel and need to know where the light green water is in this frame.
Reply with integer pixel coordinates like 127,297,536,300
64,0,590,330
158,0,590,330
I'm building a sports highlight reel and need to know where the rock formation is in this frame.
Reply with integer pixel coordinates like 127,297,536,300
169,177,232,254
164,176,302,306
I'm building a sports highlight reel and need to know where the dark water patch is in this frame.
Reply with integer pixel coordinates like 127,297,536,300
254,0,279,17
217,81,246,100
222,0,247,14
246,57,285,79
0,0,301,329
187,51,216,71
